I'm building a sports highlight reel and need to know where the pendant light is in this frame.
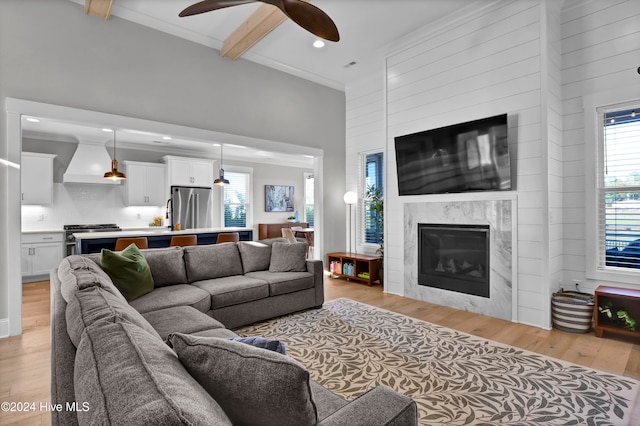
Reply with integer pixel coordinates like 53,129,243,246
214,144,230,186
104,129,126,181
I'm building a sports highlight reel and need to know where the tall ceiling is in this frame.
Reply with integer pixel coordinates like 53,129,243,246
72,0,479,90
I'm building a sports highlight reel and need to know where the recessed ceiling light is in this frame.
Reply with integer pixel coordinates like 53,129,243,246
313,39,325,49
25,117,40,123
212,143,221,147
102,128,112,132
303,155,314,158
162,136,172,140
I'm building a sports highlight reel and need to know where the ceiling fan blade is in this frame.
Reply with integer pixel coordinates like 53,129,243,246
278,0,340,42
179,0,256,17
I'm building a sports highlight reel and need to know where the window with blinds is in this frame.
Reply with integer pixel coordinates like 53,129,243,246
364,152,383,244
223,171,250,228
598,106,640,271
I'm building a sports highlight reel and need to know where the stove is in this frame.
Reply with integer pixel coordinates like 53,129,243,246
64,224,121,255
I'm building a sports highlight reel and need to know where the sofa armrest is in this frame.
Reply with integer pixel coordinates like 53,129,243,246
317,386,417,426
50,270,80,426
306,259,324,306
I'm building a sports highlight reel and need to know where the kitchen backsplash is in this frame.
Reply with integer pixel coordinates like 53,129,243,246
22,183,164,230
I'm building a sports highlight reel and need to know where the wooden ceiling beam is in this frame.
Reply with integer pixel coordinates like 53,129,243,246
85,0,115,20
221,0,312,61
221,4,287,60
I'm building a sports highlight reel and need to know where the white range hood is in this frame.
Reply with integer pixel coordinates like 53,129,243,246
63,142,121,185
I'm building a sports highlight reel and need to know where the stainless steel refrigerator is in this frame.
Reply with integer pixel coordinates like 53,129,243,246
170,186,212,230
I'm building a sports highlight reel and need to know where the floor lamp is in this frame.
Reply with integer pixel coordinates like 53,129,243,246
343,191,357,254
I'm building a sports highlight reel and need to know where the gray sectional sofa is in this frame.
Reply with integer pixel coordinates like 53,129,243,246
50,240,417,425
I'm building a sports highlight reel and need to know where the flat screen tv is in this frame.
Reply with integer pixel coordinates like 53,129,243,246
395,114,511,195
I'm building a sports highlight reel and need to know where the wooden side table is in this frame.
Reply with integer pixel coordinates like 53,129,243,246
327,252,380,286
593,286,640,339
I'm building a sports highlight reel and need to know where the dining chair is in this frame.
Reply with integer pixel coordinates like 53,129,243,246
114,237,148,251
216,232,240,244
170,235,198,247
281,228,297,244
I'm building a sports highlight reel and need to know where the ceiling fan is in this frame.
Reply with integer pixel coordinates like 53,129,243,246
179,0,340,42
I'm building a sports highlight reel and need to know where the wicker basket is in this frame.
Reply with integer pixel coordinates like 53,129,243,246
551,290,595,333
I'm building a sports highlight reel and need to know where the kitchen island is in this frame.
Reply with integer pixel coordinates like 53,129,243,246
74,227,253,254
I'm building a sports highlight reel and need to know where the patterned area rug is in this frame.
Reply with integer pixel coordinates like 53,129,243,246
236,298,639,425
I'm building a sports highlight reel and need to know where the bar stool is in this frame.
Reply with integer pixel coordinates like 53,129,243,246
114,237,148,251
216,232,240,244
170,235,198,247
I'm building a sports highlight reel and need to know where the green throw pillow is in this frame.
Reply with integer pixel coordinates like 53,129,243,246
100,244,154,301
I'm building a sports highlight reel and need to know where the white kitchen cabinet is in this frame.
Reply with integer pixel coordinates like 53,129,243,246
123,161,166,206
164,156,214,187
21,152,56,205
22,232,64,280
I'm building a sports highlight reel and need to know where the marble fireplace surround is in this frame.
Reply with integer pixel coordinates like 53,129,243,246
404,200,514,321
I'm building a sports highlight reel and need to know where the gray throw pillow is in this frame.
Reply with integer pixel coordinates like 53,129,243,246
169,333,317,426
238,241,272,273
269,242,308,272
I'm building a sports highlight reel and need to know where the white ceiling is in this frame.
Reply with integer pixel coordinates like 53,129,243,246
70,0,477,90
27,1,478,167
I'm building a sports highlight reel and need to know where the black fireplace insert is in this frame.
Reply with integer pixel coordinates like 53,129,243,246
418,223,490,298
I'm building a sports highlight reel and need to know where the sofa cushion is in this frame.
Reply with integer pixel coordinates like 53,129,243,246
183,243,244,282
238,241,272,273
57,255,126,304
309,380,348,421
99,244,154,301
129,284,211,314
270,242,308,272
192,275,269,309
169,333,317,426
66,286,161,347
85,247,189,287
140,246,189,287
75,322,232,425
142,306,226,341
245,271,315,296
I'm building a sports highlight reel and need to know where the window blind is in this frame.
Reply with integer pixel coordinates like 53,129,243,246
598,107,640,270
223,171,249,228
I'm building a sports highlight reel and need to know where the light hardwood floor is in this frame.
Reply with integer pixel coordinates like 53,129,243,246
1,278,639,425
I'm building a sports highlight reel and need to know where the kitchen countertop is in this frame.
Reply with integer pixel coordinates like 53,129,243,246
72,227,252,240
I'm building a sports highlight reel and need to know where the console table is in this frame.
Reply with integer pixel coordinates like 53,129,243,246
327,252,380,286
594,286,640,339
258,222,308,240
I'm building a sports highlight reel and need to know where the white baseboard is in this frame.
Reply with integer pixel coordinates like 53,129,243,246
0,318,9,338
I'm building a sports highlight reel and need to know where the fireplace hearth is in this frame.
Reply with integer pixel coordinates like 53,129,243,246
418,223,490,298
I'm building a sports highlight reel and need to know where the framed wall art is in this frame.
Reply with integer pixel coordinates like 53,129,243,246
265,185,294,212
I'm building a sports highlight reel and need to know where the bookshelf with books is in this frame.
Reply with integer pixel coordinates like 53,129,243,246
327,252,380,286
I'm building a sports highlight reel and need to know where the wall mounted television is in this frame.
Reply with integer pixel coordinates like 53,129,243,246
394,113,511,195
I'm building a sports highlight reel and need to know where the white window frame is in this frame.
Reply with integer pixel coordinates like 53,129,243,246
358,149,384,252
584,87,640,286
303,172,314,226
220,165,253,229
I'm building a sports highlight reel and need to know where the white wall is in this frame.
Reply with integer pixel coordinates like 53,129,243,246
0,0,345,336
560,0,640,292
344,0,640,329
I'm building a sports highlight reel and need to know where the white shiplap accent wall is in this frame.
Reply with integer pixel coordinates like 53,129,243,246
385,0,547,326
345,71,387,259
561,0,640,292
542,0,564,326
